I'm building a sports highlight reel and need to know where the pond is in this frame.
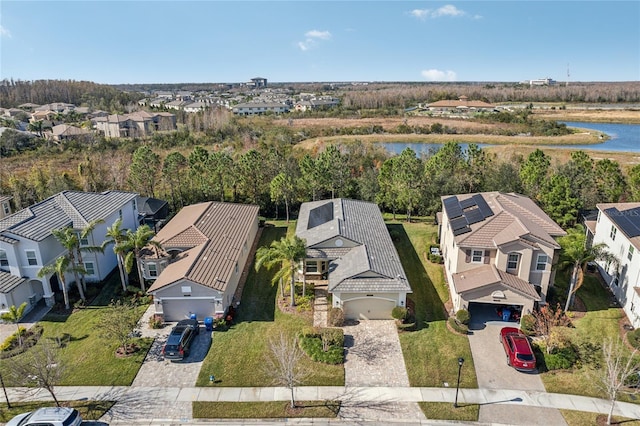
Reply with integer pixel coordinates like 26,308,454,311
377,122,640,155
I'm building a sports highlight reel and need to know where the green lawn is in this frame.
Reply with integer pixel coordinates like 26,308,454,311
0,274,152,386
193,401,340,419
0,401,115,422
560,409,640,426
196,224,344,387
389,219,478,389
541,272,638,402
418,402,479,422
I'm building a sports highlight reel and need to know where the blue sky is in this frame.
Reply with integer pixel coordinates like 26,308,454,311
1,1,638,84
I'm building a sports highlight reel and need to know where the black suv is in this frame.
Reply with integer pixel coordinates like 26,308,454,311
162,319,199,361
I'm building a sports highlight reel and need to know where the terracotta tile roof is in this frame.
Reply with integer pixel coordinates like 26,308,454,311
452,264,540,301
147,202,259,293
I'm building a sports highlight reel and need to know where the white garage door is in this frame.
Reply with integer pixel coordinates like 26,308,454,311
344,298,395,320
162,299,215,322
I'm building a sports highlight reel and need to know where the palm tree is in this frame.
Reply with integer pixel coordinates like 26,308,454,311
51,228,85,302
255,235,306,307
38,256,86,310
0,302,28,347
559,224,616,312
75,219,105,291
124,224,161,292
102,218,130,293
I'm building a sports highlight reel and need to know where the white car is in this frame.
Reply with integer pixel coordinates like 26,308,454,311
6,407,82,426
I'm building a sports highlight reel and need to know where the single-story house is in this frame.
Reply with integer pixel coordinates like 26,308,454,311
145,202,259,322
296,198,411,320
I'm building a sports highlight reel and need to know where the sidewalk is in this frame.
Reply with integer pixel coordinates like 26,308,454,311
4,386,640,424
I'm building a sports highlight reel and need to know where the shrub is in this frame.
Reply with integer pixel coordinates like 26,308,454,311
455,309,470,325
299,329,344,365
543,345,578,370
428,254,443,264
628,329,640,349
0,326,26,351
0,325,43,359
328,307,345,327
392,306,408,321
520,314,536,336
149,316,164,329
397,322,416,331
447,317,468,335
296,294,314,313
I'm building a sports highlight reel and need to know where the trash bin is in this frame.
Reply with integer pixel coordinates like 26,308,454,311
204,316,214,332
190,313,197,321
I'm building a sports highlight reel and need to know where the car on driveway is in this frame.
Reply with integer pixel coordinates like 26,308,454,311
6,407,82,426
162,318,199,361
500,326,536,372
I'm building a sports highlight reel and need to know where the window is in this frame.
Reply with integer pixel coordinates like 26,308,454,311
0,250,7,267
472,250,483,263
306,261,318,273
507,253,520,270
119,209,123,219
536,254,548,271
2,203,9,215
84,262,95,275
613,274,619,287
76,231,88,246
610,225,617,240
629,245,635,261
26,250,37,266
148,263,158,277
235,262,239,274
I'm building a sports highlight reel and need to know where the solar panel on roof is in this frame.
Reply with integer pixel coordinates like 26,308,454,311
459,197,477,209
607,207,640,238
473,194,494,218
465,208,485,225
308,202,334,229
453,226,471,236
450,216,469,231
443,197,463,219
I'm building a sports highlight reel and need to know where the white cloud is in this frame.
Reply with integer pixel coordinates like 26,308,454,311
298,29,332,51
0,25,12,38
410,5,467,20
421,69,457,81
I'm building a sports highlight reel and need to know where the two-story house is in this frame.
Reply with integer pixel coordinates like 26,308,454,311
0,190,139,316
587,203,640,327
144,202,259,322
439,192,566,319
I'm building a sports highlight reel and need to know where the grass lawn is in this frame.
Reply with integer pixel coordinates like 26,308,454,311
418,402,479,422
0,400,115,422
193,401,340,419
388,219,477,389
560,409,640,426
0,273,152,386
196,223,344,387
541,272,637,402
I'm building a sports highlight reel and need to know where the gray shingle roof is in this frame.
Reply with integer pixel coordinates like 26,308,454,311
0,270,26,293
0,190,138,242
296,199,411,294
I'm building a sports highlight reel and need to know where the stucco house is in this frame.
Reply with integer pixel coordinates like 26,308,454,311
438,192,566,319
586,203,640,328
427,96,495,112
0,196,12,220
94,112,176,138
296,198,411,320
48,124,91,142
232,102,289,116
145,202,259,322
0,190,139,316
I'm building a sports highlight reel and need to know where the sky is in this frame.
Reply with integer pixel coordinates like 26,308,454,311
1,1,638,84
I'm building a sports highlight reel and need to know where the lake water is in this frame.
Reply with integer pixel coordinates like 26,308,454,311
378,121,640,155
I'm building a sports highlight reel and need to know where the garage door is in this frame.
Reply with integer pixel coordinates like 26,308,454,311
162,299,215,322
344,298,395,320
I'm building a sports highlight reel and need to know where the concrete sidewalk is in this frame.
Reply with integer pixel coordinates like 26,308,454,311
4,386,640,424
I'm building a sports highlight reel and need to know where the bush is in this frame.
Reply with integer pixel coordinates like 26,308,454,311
455,309,470,325
428,254,443,264
296,294,314,313
628,329,640,349
299,328,344,365
520,314,536,336
149,316,164,329
0,326,26,351
544,346,578,370
392,306,408,321
328,307,345,327
0,325,43,359
447,317,468,335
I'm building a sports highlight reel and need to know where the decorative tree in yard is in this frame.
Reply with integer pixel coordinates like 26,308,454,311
263,332,309,408
124,224,161,292
598,338,640,425
0,302,28,347
50,227,86,302
102,218,130,292
100,299,142,356
255,235,306,307
74,219,105,292
38,255,86,310
558,224,616,312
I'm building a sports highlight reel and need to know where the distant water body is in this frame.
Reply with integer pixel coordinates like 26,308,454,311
377,122,640,154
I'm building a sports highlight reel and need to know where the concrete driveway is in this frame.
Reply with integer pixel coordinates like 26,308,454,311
468,318,567,425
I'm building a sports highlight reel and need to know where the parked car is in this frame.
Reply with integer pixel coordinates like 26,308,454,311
6,407,82,426
162,318,199,361
500,326,536,372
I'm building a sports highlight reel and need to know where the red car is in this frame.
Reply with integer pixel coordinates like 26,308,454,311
500,327,536,372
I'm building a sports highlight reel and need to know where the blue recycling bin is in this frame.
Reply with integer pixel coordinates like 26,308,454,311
204,316,214,332
190,313,197,321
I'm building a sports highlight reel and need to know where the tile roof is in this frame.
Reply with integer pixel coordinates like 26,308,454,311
296,199,411,294
443,192,566,250
0,270,26,294
0,190,138,242
147,202,259,293
452,264,541,301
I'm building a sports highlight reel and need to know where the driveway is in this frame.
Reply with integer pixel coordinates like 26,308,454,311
468,318,567,425
341,320,426,422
